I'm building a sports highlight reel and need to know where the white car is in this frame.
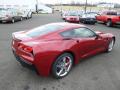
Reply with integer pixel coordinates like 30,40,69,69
0,8,23,23
61,11,69,20
20,9,32,19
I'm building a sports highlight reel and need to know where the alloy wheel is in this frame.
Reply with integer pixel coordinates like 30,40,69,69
108,39,114,52
56,56,72,77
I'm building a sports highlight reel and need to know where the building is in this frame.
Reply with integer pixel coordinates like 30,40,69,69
97,3,115,8
38,3,53,13
0,0,36,12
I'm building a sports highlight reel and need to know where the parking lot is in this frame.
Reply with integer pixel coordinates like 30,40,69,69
0,13,120,90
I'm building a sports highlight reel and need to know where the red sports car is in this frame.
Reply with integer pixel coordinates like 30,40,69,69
12,23,115,78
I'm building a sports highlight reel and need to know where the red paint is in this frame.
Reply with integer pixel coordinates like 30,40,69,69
65,16,80,23
12,23,115,76
96,11,120,25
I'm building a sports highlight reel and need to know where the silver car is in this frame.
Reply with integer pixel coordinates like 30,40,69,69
0,8,23,23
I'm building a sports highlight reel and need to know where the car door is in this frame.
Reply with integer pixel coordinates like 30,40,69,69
13,9,21,20
61,27,105,58
12,9,18,20
74,27,105,58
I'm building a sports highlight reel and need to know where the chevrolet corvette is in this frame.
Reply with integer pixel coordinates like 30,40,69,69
12,23,115,78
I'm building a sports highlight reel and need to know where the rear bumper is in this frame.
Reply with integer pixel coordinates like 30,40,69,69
0,17,12,22
11,46,59,77
66,20,79,23
12,47,52,76
12,49,38,73
12,49,32,65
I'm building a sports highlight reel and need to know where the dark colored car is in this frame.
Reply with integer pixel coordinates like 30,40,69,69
12,23,115,78
80,13,97,24
0,8,23,23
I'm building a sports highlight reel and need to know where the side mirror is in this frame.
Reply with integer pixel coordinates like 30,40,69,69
95,34,100,39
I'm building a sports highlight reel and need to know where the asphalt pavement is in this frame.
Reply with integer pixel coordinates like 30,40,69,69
0,13,120,90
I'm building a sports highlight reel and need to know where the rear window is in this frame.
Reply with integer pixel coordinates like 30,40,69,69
26,24,64,37
107,12,117,15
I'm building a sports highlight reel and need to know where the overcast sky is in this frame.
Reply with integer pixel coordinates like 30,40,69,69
39,0,120,4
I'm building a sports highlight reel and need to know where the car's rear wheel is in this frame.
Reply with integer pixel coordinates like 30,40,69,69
107,38,115,52
52,53,73,79
20,17,23,21
12,18,15,23
106,20,112,27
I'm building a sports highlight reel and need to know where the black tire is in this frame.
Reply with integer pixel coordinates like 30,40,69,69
106,38,115,52
20,17,23,21
62,18,65,20
91,22,96,25
11,18,15,23
26,17,28,19
52,53,73,79
106,20,112,27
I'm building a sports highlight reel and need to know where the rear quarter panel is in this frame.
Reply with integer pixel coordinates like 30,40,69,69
33,39,80,76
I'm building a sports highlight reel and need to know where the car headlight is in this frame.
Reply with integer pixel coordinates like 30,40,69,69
81,15,86,18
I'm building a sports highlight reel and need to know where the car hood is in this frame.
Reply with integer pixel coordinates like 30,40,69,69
95,31,104,35
81,14,95,18
0,11,7,17
66,16,79,18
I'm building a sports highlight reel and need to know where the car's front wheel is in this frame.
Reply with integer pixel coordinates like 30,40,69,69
52,53,73,79
107,38,115,52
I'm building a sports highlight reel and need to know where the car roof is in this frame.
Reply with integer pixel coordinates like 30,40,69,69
47,22,85,29
23,23,86,39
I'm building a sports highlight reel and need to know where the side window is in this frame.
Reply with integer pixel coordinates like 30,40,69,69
107,12,117,15
61,27,96,38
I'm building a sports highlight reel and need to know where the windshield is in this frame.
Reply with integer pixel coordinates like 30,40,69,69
0,8,8,11
0,8,6,10
68,12,78,16
82,13,96,18
0,9,8,15
26,24,64,37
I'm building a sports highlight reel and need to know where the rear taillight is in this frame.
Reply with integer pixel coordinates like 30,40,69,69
18,43,33,53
